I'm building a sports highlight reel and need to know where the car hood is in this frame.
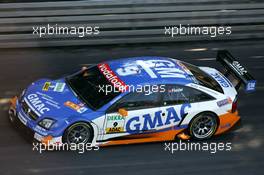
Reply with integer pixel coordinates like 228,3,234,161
22,78,94,121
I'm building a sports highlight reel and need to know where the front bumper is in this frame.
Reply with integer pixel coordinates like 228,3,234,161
9,96,62,145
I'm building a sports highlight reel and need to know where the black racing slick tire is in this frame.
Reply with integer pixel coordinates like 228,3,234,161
189,112,218,140
63,122,93,145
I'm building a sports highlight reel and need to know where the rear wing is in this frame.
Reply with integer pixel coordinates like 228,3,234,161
216,50,256,92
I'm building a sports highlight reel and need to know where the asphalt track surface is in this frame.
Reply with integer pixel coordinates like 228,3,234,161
0,40,263,175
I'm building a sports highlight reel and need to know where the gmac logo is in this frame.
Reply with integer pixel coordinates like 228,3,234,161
210,73,230,88
126,103,191,134
27,94,50,115
232,61,247,76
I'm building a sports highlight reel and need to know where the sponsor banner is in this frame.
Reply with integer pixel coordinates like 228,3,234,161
98,63,127,92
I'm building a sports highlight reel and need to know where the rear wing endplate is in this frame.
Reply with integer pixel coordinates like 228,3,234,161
216,50,256,92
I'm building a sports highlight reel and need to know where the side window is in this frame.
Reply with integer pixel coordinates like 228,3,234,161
162,85,189,106
108,91,160,112
188,87,215,103
162,85,214,106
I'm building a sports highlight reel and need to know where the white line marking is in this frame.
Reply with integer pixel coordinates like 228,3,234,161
195,58,216,61
185,48,208,52
250,55,264,59
80,63,96,66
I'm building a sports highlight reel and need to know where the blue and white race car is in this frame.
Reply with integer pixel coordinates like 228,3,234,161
9,50,256,146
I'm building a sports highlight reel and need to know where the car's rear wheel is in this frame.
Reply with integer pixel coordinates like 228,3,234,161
63,122,93,144
189,112,218,140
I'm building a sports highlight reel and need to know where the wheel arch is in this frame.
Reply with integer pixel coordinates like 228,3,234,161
188,111,220,127
187,110,219,139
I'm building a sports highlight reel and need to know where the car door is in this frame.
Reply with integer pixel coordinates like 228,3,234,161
102,90,162,140
159,84,215,129
158,85,195,129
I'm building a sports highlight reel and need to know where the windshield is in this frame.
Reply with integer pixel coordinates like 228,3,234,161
182,62,224,93
66,66,121,110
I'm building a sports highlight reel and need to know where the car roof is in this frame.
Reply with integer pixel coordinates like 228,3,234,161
105,56,196,86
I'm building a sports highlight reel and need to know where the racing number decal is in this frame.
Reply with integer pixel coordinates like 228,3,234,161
105,114,126,133
116,59,189,79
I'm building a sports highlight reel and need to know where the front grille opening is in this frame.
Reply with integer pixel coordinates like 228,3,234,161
21,100,39,121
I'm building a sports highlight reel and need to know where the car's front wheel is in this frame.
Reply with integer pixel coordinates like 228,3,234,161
63,122,93,144
189,112,218,140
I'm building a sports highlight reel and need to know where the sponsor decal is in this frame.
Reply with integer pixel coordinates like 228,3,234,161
210,72,230,88
126,103,191,134
98,63,127,92
54,83,66,92
64,101,88,114
168,88,183,93
231,61,247,76
34,125,48,136
42,82,51,91
116,59,189,79
246,80,256,92
27,94,50,115
42,82,65,92
34,132,43,142
36,92,61,109
217,97,232,107
105,114,125,133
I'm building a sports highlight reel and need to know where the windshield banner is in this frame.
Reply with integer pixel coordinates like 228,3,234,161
98,63,127,92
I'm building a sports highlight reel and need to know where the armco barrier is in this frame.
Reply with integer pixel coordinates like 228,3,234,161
0,0,263,48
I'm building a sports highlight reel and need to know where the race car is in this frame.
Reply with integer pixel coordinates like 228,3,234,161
9,50,256,146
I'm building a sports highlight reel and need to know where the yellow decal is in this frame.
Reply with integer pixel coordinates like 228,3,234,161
64,101,80,111
106,127,124,133
42,82,51,91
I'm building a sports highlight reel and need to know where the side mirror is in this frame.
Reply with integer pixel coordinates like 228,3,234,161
118,108,128,117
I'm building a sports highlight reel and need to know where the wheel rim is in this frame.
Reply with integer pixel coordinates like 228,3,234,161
191,115,217,139
66,124,91,144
